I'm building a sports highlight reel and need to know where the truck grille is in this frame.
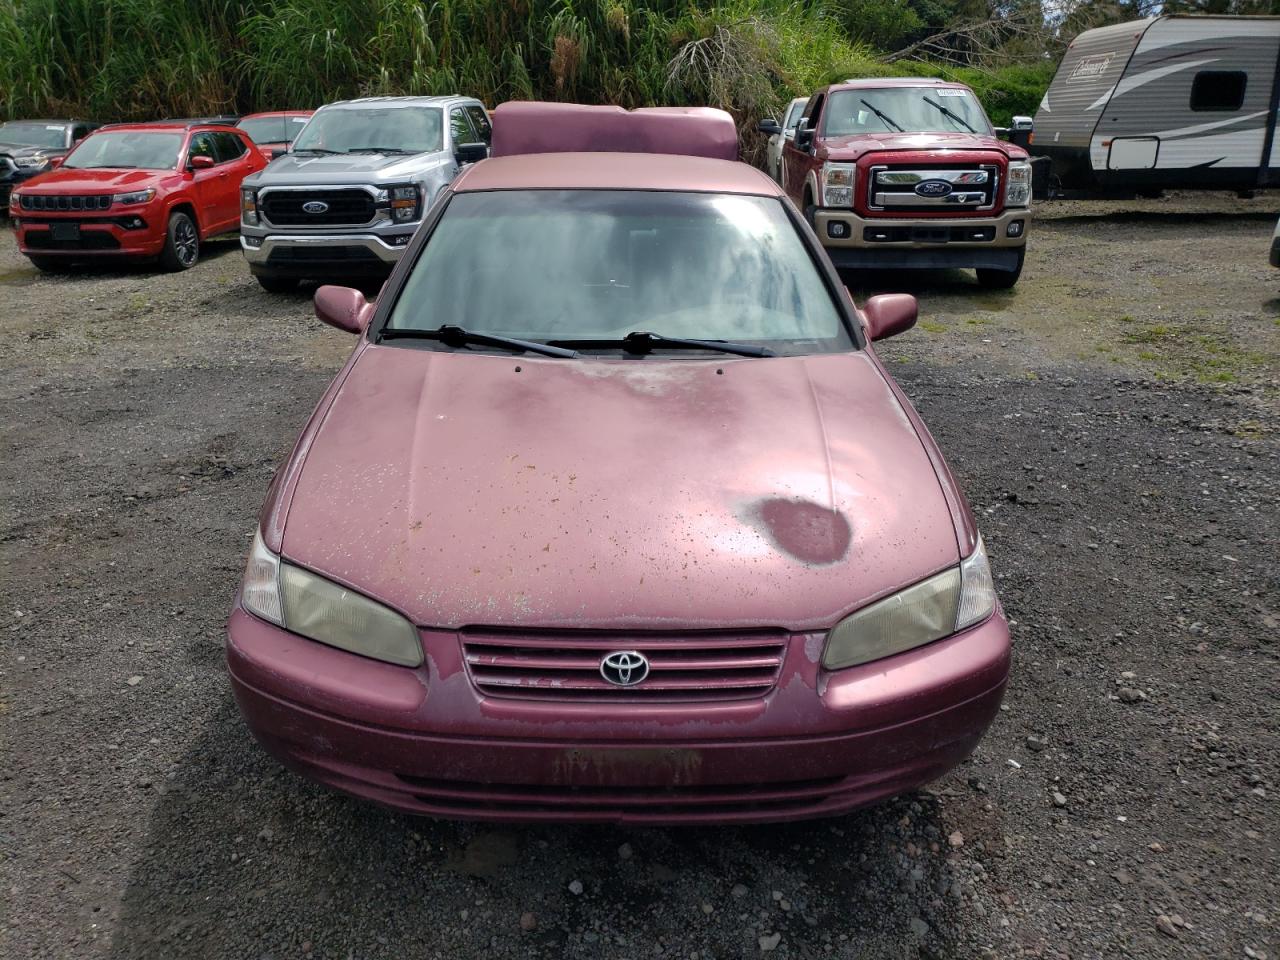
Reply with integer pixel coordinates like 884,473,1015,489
260,188,377,226
868,165,999,212
19,193,112,212
461,629,788,701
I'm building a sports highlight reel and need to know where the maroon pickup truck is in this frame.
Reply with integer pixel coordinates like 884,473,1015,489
771,78,1032,288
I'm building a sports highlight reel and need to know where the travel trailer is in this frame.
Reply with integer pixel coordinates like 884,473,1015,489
1033,15,1280,195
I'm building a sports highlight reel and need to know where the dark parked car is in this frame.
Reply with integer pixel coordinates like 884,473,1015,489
0,119,100,207
226,102,1010,825
8,121,265,271
237,111,314,162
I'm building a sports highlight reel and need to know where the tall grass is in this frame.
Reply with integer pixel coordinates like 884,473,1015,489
0,0,1051,131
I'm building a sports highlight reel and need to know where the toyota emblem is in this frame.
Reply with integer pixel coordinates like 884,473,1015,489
302,200,330,214
600,650,650,687
914,179,953,198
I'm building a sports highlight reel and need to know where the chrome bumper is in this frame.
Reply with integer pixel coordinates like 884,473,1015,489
240,232,405,265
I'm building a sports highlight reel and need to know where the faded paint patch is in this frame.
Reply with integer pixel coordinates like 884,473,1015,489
750,497,852,566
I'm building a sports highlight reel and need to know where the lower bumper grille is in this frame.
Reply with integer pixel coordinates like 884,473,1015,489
462,630,788,701
864,224,996,243
25,230,120,250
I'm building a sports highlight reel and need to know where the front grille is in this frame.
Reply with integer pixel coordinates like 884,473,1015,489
20,193,112,212
868,165,999,212
461,629,788,701
261,188,377,226
26,230,120,250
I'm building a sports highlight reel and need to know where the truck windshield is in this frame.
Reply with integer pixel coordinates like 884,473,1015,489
384,190,853,356
291,107,443,154
0,122,67,149
238,115,309,145
825,89,992,136
62,132,183,170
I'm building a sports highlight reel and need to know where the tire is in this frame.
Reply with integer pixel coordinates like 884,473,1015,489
803,197,816,228
976,249,1025,290
27,255,62,272
255,274,298,294
159,211,199,272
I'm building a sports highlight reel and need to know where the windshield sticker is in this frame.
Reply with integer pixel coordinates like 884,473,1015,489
1070,54,1114,81
936,89,967,97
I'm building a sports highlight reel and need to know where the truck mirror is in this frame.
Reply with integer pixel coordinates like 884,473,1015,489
757,118,782,137
456,142,488,164
796,122,814,151
1010,116,1034,149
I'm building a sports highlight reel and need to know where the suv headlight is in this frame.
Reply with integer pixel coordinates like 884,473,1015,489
1006,160,1031,207
14,155,50,171
821,163,855,207
113,188,156,205
240,529,423,667
821,537,997,670
241,188,258,225
390,184,421,223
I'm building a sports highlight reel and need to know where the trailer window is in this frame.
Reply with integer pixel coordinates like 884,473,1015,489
1190,72,1246,112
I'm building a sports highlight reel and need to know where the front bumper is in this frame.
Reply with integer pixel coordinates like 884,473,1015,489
241,232,411,277
13,214,164,258
814,207,1028,271
226,606,1010,824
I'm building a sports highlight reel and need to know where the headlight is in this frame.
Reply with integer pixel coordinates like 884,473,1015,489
113,188,156,205
821,537,997,670
1006,161,1031,207
821,163,855,207
8,191,19,213
14,156,50,170
240,529,423,667
241,188,258,225
390,184,421,223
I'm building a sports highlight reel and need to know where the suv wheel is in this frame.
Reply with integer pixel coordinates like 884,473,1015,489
255,274,298,294
159,211,199,272
976,249,1025,290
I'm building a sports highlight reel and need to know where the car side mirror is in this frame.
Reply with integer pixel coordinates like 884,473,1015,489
1010,115,1034,149
456,141,488,164
314,285,372,335
189,155,215,170
796,122,814,151
757,118,782,137
860,293,917,342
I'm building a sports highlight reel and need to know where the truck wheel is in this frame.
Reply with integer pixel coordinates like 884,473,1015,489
976,249,1024,290
255,274,298,294
159,211,199,272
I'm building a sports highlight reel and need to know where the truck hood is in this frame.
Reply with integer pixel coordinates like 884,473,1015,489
0,142,66,159
820,131,1016,161
244,150,452,187
279,345,961,631
14,168,168,192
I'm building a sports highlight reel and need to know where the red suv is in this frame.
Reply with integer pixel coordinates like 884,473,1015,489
7,121,265,271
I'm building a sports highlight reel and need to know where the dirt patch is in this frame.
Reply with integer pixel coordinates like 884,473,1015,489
1,195,1278,960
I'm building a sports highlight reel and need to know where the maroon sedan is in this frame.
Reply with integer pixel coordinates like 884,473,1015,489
227,105,1010,824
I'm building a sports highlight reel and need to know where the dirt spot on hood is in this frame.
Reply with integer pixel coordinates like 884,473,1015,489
754,498,852,566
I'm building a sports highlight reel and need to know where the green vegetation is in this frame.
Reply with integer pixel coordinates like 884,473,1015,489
0,0,1053,128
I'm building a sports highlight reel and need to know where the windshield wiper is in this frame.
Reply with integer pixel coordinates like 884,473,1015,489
859,98,902,132
379,324,579,358
921,96,975,133
76,163,138,169
346,146,414,154
292,147,341,155
548,331,774,358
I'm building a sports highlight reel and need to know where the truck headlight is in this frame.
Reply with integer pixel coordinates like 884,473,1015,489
390,184,421,223
1006,161,1031,208
241,188,259,225
822,537,997,670
821,163,855,207
113,188,156,205
240,529,423,667
14,155,50,171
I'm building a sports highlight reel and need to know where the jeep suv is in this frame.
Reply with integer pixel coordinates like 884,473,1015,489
772,79,1032,288
8,121,264,271
239,95,491,292
1,120,101,208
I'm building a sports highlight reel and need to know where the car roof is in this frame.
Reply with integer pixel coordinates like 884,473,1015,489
321,95,477,110
831,78,970,91
3,118,82,125
96,122,237,133
239,110,314,120
454,152,783,196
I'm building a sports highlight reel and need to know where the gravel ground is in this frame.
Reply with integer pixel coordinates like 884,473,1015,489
2,194,1278,960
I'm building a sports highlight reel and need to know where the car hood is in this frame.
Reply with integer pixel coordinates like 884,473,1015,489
0,142,63,158
244,150,451,187
820,131,1014,161
16,168,166,192
280,346,961,632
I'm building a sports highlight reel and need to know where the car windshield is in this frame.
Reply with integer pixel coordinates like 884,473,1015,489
63,131,183,169
784,100,806,131
238,115,309,144
825,88,992,136
0,122,67,148
385,190,851,356
290,107,443,154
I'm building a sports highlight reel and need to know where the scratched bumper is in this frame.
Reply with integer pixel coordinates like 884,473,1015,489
226,606,1009,824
